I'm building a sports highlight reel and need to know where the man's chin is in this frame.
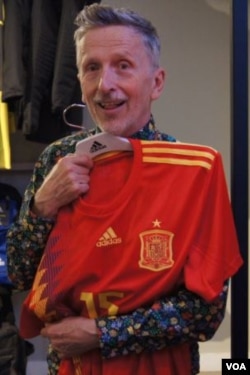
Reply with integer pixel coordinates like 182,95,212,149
97,123,125,136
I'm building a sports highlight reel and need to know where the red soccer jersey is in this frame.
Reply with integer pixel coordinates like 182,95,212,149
21,139,243,375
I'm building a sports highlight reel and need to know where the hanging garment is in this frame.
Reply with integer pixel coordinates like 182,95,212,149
2,0,100,143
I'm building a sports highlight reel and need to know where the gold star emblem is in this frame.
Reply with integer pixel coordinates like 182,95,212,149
152,219,161,228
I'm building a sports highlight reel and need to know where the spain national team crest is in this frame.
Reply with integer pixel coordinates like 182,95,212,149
139,224,174,271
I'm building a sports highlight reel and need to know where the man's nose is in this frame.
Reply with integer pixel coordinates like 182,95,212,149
98,68,116,92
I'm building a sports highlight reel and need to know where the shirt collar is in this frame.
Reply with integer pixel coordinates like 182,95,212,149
130,115,160,140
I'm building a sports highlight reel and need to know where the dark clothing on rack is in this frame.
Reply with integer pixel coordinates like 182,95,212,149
2,0,100,143
2,0,31,102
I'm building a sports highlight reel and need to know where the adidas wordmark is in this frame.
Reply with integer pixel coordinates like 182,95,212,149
96,227,122,247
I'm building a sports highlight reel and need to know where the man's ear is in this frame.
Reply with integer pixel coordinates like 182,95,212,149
151,68,166,100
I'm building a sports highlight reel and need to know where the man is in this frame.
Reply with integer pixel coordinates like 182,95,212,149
7,4,242,375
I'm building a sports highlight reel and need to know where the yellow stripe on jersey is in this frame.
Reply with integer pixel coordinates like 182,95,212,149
141,141,216,170
142,147,215,160
142,156,212,170
93,150,123,162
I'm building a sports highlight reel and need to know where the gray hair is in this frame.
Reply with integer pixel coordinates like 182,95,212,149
74,3,161,69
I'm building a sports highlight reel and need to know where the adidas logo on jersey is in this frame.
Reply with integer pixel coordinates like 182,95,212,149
96,227,122,247
89,141,107,154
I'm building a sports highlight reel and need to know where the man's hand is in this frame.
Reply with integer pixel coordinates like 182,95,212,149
32,154,93,218
40,317,99,358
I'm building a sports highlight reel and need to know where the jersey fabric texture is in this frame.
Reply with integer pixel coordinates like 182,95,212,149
20,139,242,375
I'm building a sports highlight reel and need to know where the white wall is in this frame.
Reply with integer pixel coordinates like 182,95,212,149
8,0,249,373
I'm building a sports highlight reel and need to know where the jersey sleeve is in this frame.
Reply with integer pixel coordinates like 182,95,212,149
184,152,243,301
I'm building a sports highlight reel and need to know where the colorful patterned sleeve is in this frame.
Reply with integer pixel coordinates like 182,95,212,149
45,283,228,375
6,133,83,291
96,282,228,358
7,159,56,290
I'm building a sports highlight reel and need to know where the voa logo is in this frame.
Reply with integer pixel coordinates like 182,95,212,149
226,363,247,371
222,359,250,373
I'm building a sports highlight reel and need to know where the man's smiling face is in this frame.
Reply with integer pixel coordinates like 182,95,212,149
78,25,165,137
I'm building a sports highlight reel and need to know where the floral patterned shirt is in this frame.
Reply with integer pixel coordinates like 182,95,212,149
7,121,228,375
